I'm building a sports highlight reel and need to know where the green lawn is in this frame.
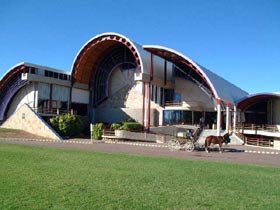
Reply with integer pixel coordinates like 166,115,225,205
0,143,279,210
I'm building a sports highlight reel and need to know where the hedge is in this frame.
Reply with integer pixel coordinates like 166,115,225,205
121,122,143,131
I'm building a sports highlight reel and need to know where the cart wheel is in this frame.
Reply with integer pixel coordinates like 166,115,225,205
184,142,195,152
168,139,181,151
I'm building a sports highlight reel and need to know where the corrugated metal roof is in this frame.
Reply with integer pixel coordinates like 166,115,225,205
144,45,248,104
197,64,248,103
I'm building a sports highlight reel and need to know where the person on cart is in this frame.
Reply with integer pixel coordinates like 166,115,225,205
186,129,193,139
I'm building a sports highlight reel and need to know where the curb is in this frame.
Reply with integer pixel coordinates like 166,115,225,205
244,150,279,155
0,138,279,155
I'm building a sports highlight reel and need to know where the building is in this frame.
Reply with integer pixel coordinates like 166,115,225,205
0,32,279,148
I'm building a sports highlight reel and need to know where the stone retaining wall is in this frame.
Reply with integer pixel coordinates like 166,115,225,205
1,104,61,140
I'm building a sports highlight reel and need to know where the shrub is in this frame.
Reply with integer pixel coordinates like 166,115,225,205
110,123,121,130
92,123,104,140
50,114,82,137
121,122,143,131
124,118,136,123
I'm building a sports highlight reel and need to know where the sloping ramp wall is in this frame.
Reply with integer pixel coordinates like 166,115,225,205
1,104,62,140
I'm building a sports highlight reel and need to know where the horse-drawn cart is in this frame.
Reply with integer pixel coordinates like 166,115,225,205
168,129,231,153
167,128,202,152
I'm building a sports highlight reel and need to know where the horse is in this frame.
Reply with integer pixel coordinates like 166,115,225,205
204,133,231,153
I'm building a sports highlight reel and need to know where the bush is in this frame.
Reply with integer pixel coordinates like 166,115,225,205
50,114,82,137
124,118,136,123
110,123,121,130
121,122,143,131
92,123,104,140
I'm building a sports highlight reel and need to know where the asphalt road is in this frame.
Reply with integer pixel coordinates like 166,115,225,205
1,138,279,167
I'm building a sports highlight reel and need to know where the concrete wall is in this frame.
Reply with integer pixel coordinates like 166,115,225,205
114,130,170,143
7,83,36,118
174,77,215,111
94,67,163,126
72,88,89,104
94,108,158,125
274,140,280,150
1,104,61,140
22,72,71,87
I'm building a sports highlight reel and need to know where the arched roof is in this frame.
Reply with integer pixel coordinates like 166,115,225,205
143,45,248,104
71,32,248,104
71,32,145,85
0,62,28,121
0,62,26,90
237,93,280,110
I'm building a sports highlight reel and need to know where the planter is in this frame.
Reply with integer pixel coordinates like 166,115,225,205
114,130,165,143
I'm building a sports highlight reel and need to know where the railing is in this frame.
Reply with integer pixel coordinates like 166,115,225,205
164,101,203,107
237,123,279,133
34,108,77,116
165,101,182,107
103,129,116,137
163,122,195,126
245,137,274,148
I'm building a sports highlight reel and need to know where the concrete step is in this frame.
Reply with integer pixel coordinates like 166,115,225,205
228,134,244,145
197,129,218,144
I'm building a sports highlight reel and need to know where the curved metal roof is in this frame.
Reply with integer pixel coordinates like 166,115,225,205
71,32,249,104
143,45,219,99
237,92,280,110
71,32,151,85
197,64,248,103
143,45,248,104
0,62,26,90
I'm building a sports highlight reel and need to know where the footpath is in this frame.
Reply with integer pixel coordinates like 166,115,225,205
0,137,279,155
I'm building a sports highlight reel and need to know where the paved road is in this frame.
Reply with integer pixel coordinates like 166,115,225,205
1,138,279,167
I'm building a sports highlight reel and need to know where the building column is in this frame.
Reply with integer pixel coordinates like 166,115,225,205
142,82,151,131
49,84,53,112
142,82,146,129
216,98,222,136
233,105,237,132
225,101,231,133
33,82,38,112
68,87,72,112
147,83,151,131
191,111,194,125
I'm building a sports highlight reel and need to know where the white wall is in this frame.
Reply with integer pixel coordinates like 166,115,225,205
99,68,143,109
72,88,89,104
174,77,215,111
7,83,35,117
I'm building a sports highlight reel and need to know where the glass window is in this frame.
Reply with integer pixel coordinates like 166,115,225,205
49,71,53,77
163,110,192,125
54,72,58,78
194,112,202,124
30,67,36,74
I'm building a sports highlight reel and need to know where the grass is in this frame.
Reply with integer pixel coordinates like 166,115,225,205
0,143,280,210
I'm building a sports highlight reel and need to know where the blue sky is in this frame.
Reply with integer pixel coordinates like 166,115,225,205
0,0,279,94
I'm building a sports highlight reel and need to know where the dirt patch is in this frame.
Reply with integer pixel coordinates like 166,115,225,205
0,128,43,139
